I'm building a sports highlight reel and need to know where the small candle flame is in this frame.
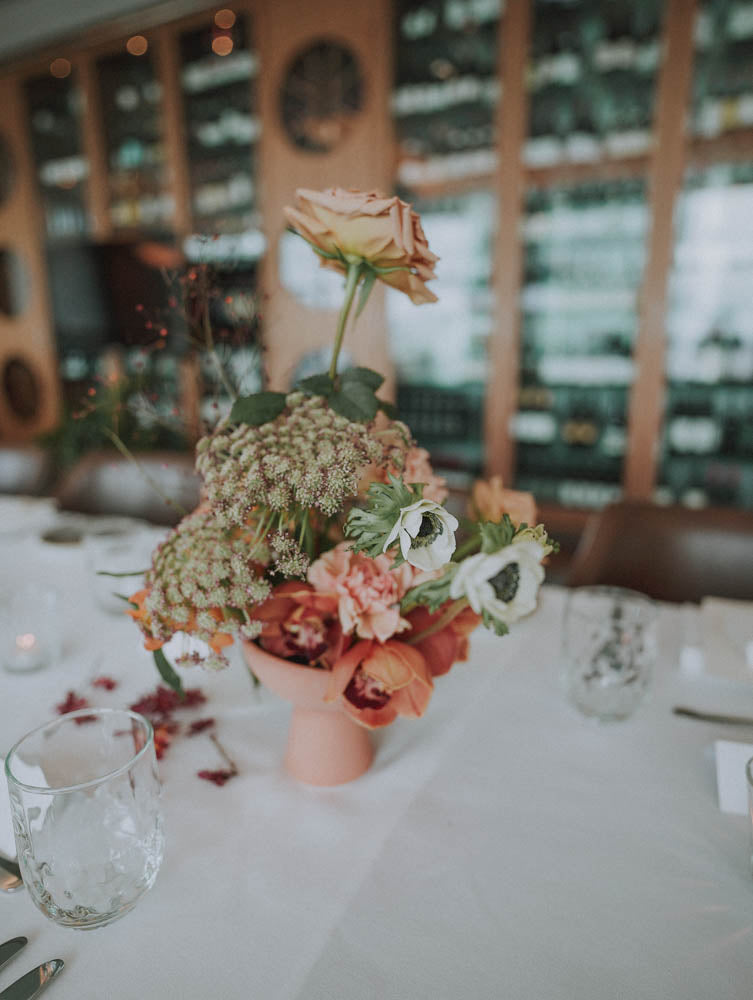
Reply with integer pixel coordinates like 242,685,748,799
15,633,37,651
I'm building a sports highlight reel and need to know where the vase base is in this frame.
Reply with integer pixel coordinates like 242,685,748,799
285,706,373,786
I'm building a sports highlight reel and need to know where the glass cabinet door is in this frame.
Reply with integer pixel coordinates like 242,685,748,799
178,11,263,426
658,0,753,509
513,0,663,509
390,0,502,483
25,70,89,242
96,46,173,234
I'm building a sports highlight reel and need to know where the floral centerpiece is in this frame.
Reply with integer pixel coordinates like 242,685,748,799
128,188,556,784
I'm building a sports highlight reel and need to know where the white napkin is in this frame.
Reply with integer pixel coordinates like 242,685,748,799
715,739,753,815
701,597,753,684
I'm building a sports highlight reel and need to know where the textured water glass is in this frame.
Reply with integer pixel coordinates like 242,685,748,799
747,757,753,876
5,709,164,929
562,586,657,721
0,583,60,673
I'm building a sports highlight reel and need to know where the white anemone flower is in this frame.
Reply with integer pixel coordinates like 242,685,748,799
161,631,214,668
449,539,546,626
383,498,458,571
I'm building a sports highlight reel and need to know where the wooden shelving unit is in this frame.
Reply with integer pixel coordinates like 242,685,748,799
0,0,751,523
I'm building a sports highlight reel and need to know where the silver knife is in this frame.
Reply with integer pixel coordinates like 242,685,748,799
673,706,753,726
0,939,27,974
0,961,64,1000
0,856,23,894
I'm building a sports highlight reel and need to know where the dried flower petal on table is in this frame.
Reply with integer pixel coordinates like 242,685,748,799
197,768,237,786
91,676,119,690
188,718,215,736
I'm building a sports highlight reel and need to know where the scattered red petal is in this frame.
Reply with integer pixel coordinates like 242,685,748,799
153,723,174,760
188,718,215,736
87,387,96,397
92,676,118,691
135,303,144,312
197,768,236,786
55,690,96,724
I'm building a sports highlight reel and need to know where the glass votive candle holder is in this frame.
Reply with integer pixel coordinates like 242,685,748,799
5,708,164,929
1,583,60,673
561,585,658,722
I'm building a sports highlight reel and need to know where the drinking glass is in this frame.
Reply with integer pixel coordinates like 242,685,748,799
0,583,60,673
5,708,164,929
561,586,657,721
746,756,753,875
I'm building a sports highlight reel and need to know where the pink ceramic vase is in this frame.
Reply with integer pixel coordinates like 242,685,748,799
241,641,373,786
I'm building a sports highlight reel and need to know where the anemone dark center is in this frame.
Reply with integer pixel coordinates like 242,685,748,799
412,512,444,549
489,562,520,603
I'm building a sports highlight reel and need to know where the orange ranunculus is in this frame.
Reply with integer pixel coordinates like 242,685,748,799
469,475,537,528
406,603,482,678
326,639,433,728
283,187,439,305
256,581,345,668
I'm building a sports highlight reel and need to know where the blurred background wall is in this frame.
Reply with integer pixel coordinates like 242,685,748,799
0,0,752,557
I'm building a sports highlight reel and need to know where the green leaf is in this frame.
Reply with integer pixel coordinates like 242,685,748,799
153,647,184,697
479,515,516,554
482,609,510,637
297,373,334,396
377,399,398,419
329,381,379,423
401,565,457,613
339,366,384,391
96,568,149,578
229,391,287,426
354,269,377,318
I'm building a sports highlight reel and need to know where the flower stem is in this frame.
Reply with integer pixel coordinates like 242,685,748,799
329,261,362,380
405,598,469,646
453,534,482,561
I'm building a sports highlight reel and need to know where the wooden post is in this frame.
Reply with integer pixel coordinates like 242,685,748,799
154,26,192,237
484,0,531,484
624,0,697,499
76,53,111,240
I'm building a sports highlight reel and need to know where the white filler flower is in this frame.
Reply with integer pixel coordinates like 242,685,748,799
449,539,546,626
383,498,458,571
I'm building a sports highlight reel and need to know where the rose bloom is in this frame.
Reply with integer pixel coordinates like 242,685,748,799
255,581,345,667
326,639,433,728
469,475,537,528
308,543,415,643
283,187,439,305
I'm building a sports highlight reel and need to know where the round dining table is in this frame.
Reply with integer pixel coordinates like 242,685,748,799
1,496,752,999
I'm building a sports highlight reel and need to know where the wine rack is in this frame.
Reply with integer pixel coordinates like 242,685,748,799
96,48,173,234
658,160,753,509
24,72,89,243
392,0,502,190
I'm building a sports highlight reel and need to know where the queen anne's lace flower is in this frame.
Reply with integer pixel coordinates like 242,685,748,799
132,508,271,670
196,393,391,528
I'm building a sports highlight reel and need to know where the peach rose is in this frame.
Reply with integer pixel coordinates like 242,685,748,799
284,187,439,304
469,475,537,528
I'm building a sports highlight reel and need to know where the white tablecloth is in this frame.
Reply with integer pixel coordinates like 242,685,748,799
1,499,752,999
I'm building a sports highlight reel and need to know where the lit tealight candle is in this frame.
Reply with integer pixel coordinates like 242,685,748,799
16,633,37,652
